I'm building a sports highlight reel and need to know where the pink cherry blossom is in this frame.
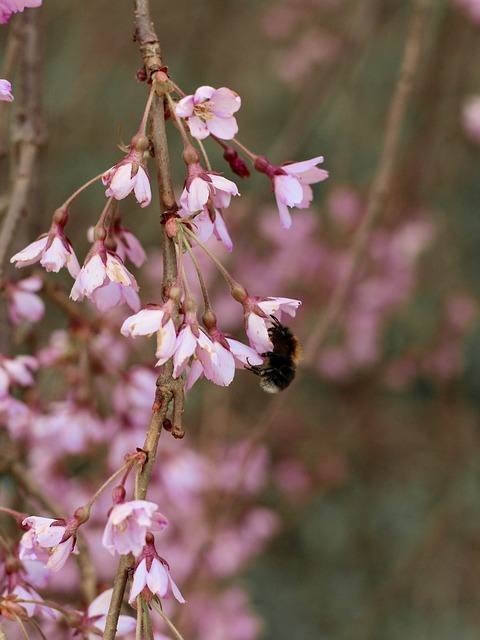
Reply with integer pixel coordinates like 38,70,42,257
5,275,45,325
103,164,151,208
70,249,139,313
178,206,233,251
176,85,241,140
128,538,185,605
102,135,151,207
180,171,239,215
0,79,13,102
0,0,42,24
244,297,302,352
129,556,186,604
20,516,77,573
112,223,147,267
455,0,480,22
31,402,107,455
255,154,328,228
10,230,81,278
102,500,168,557
81,589,136,639
462,95,480,144
0,354,37,398
121,304,177,365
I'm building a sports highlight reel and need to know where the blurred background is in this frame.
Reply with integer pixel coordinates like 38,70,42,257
3,0,480,638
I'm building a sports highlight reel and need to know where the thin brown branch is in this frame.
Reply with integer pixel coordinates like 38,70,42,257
303,0,432,364
104,2,184,637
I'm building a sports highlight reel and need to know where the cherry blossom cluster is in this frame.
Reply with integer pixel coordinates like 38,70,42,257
8,71,328,401
0,31,330,633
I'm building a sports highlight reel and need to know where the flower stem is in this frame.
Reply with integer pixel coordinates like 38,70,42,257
138,83,157,135
181,224,237,290
180,227,211,312
151,600,186,640
82,460,133,512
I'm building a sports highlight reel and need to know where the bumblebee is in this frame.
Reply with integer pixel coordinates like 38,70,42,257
246,316,301,393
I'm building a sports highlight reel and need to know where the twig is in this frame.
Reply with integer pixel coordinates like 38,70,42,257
103,2,184,637
303,0,432,364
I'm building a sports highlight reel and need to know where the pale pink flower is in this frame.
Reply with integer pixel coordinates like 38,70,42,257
455,0,480,23
462,95,480,144
112,224,147,267
2,584,55,619
103,164,151,208
129,543,185,604
102,500,168,557
172,310,247,388
273,157,328,228
103,135,151,207
176,85,241,140
5,275,44,325
255,154,328,228
70,250,139,313
31,402,107,454
81,589,136,639
180,171,239,215
21,516,77,573
0,354,37,398
244,297,302,352
10,231,80,278
178,206,233,251
121,304,177,365
0,79,13,102
129,557,185,604
0,395,32,438
0,0,41,24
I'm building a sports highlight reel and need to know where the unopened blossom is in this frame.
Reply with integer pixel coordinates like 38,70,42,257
10,228,80,278
70,245,140,313
128,535,185,605
244,296,302,353
102,135,151,207
20,516,77,573
255,154,328,228
176,85,241,140
121,303,177,365
5,275,44,326
0,0,41,24
102,500,168,557
0,79,13,102
79,589,136,639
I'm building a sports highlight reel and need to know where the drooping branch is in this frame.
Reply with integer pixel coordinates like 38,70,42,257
103,2,184,637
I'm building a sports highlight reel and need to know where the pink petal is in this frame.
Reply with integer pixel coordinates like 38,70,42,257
211,87,241,115
187,115,210,140
129,559,148,604
207,115,238,140
175,94,195,117
282,155,324,175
